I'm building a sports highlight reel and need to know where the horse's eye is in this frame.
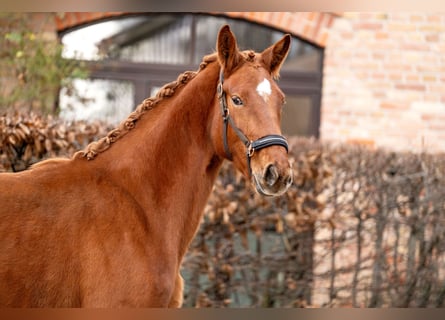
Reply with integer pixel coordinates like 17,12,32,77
231,96,243,106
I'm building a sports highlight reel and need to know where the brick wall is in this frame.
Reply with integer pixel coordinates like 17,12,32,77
321,13,445,153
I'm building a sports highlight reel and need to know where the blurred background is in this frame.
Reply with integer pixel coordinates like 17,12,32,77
1,12,445,307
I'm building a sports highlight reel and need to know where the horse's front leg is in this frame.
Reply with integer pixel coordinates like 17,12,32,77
168,273,184,308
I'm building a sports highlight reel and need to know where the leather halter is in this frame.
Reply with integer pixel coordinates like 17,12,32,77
217,70,289,177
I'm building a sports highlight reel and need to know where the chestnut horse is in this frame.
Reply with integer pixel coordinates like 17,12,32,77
0,25,292,307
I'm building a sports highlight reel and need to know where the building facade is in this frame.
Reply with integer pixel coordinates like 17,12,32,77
16,12,445,153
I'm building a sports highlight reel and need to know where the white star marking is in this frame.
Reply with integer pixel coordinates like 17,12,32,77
256,78,272,103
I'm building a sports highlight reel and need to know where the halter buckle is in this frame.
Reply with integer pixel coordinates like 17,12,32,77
247,143,255,157
217,82,224,98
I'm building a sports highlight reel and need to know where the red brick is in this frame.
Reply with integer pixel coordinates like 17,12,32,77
62,12,73,29
424,93,441,102
427,84,445,92
388,22,417,32
395,84,426,91
401,43,431,51
307,12,317,21
373,91,387,99
336,110,351,116
351,61,380,70
354,22,383,30
317,31,329,47
325,13,335,28
420,24,445,32
380,102,409,110
428,124,445,131
372,72,386,80
417,65,441,73
425,34,439,42
389,13,410,22
372,52,385,59
73,12,83,24
55,15,66,30
90,12,105,20
302,24,312,39
254,12,267,22
427,14,441,23
384,63,412,72
405,74,420,82
270,12,284,26
375,31,389,40
423,75,437,82
346,139,376,148
309,13,322,40
357,12,378,20
246,12,256,20
339,31,354,39
422,114,442,121
410,14,425,23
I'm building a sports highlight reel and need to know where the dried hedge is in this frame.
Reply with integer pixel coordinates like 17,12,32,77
0,112,111,172
1,112,445,308
183,139,445,308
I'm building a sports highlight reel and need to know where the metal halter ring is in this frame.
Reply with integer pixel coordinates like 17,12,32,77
247,143,255,157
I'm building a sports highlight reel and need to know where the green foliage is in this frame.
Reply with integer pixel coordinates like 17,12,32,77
0,13,89,114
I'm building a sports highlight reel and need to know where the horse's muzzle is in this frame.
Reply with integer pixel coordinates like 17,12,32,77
252,161,293,196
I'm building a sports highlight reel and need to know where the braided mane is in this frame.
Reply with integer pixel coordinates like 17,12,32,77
74,53,219,161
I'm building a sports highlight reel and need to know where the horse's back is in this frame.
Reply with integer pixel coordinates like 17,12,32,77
0,158,84,306
0,158,84,223
0,160,146,307
0,157,162,307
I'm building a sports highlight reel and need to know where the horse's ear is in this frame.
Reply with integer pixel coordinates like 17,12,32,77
261,34,291,79
217,25,242,74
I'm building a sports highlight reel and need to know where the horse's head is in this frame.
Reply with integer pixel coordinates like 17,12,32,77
212,25,293,197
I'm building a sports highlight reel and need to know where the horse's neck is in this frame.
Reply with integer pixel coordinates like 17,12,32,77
96,62,222,258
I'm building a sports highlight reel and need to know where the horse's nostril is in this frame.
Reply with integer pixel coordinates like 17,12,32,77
285,174,293,186
264,164,279,187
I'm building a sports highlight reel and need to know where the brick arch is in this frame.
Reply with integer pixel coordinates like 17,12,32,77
223,12,335,47
55,12,336,48
55,12,128,33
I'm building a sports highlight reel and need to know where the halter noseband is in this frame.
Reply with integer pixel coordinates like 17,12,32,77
217,70,289,177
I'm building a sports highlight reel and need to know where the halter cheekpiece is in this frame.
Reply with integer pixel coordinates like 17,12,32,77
217,69,289,177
